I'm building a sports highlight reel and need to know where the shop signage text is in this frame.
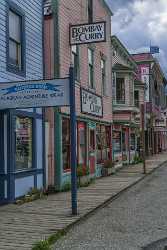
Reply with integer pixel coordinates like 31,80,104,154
141,66,149,102
70,21,106,45
81,88,103,117
0,78,70,109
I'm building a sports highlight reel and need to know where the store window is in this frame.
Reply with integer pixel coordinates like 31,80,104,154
113,131,121,153
96,125,111,163
7,3,25,74
77,122,86,166
62,118,70,171
15,117,33,170
122,131,126,152
130,133,136,150
72,45,79,81
88,48,94,88
116,78,125,104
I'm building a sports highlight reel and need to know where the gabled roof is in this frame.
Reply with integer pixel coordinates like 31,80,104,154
101,0,113,16
111,35,137,70
132,53,154,63
112,63,134,72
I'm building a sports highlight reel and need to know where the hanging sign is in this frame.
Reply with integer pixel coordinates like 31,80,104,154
0,78,70,109
70,21,106,45
81,88,103,117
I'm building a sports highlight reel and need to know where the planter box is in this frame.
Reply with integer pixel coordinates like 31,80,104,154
78,175,90,185
101,167,115,177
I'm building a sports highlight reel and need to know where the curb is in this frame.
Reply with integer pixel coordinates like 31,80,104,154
67,160,167,227
49,159,167,248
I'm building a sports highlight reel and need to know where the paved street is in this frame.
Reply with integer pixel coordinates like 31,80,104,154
0,152,166,249
54,162,167,250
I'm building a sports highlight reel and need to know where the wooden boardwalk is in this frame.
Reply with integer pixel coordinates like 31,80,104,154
0,153,167,249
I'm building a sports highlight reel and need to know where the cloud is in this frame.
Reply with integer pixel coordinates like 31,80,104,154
106,0,167,76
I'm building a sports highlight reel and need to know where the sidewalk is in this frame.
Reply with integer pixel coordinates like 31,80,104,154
0,152,167,250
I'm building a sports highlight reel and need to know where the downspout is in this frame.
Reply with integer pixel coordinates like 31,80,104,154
52,0,62,189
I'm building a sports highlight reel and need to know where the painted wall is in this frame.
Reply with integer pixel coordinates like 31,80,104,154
58,0,112,123
0,0,44,202
0,0,43,82
44,0,113,188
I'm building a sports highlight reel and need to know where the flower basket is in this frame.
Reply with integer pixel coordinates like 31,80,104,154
101,160,115,177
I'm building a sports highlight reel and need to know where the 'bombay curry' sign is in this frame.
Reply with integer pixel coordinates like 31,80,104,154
70,21,106,45
81,88,103,117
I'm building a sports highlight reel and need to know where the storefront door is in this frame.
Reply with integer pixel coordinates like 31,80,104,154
89,128,95,174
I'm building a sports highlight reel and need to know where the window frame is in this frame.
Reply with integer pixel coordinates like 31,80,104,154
6,1,26,76
77,122,87,169
101,58,106,96
130,133,136,151
88,0,93,23
62,117,71,172
15,115,34,171
71,45,80,82
96,124,111,164
88,48,94,89
113,130,122,153
134,90,139,107
116,77,125,104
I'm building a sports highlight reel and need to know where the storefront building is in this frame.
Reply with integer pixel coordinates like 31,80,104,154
132,53,167,156
111,36,140,167
44,0,113,189
0,0,44,204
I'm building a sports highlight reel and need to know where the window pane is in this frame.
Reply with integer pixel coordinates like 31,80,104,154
130,134,136,150
89,65,93,87
62,118,70,170
88,49,93,65
88,0,93,23
72,46,79,80
16,117,32,170
72,45,77,54
116,78,125,103
101,59,104,70
78,123,86,165
9,39,21,67
9,10,21,42
113,131,121,153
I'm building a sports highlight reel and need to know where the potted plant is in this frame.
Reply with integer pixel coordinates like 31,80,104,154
77,164,90,186
101,160,115,176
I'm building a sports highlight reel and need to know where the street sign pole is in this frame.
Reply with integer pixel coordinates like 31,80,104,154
69,65,77,215
141,104,146,174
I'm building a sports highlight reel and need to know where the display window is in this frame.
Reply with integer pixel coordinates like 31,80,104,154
77,122,87,167
62,117,70,171
130,133,136,150
96,124,111,163
15,116,33,170
113,131,121,153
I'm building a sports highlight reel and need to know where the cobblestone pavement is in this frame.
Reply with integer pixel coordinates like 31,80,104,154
54,162,167,250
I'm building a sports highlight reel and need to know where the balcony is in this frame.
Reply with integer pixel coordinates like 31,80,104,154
113,103,140,114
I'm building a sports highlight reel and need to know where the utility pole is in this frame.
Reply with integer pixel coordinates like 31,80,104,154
141,103,146,174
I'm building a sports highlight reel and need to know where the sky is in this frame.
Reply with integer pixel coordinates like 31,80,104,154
106,0,167,77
